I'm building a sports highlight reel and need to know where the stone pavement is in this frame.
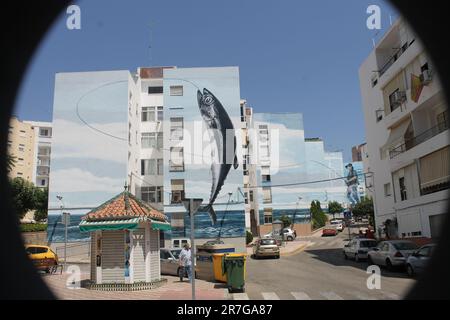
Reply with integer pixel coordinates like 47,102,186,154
42,271,228,300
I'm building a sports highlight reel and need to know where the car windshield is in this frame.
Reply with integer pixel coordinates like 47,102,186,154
360,241,377,248
393,242,418,250
170,249,181,259
260,239,276,245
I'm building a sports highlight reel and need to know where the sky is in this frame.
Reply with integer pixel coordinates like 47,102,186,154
13,0,399,162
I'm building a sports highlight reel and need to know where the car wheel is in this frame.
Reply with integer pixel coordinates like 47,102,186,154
406,264,414,277
386,259,393,271
355,254,360,262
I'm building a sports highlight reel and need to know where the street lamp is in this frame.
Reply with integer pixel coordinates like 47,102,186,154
56,195,69,270
182,198,203,301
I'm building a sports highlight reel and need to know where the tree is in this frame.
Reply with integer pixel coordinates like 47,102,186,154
310,200,327,230
352,197,375,226
280,215,292,228
6,154,16,173
34,187,49,222
246,230,253,245
9,177,37,219
328,201,343,219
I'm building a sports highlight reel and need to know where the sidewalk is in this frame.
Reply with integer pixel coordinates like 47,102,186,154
42,271,228,300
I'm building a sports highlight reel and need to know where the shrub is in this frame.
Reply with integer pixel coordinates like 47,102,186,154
20,223,48,233
246,230,253,245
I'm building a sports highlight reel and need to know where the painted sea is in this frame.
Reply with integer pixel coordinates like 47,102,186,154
48,209,312,242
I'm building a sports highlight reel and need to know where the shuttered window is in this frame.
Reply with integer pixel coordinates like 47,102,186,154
419,146,450,193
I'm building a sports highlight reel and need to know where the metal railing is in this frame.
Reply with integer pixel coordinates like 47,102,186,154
389,121,449,159
378,41,412,76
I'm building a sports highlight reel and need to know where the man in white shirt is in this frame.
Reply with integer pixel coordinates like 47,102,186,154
179,243,192,282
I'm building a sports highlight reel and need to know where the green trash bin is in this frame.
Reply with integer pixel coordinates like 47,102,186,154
222,254,246,293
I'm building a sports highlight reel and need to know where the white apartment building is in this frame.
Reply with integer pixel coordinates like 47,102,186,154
127,67,173,211
359,19,449,240
24,121,52,188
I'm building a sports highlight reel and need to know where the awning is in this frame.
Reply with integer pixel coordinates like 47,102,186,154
382,119,411,153
151,220,172,231
79,218,142,232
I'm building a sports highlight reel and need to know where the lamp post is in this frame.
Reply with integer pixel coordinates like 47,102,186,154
291,196,302,229
182,198,203,301
56,195,68,269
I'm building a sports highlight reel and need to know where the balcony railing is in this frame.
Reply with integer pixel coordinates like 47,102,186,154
378,40,413,76
389,120,449,159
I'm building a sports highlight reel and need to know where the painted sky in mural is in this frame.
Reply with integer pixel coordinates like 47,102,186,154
48,71,129,212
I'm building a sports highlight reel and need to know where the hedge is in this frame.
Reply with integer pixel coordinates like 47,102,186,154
20,223,48,233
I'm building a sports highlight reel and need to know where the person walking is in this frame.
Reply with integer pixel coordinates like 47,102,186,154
179,243,192,282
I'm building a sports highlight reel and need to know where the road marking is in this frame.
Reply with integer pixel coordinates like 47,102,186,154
320,291,344,300
291,292,312,300
382,292,400,300
350,291,378,300
261,292,280,300
306,242,316,247
232,293,249,300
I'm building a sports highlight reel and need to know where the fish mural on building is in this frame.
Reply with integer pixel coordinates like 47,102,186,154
197,88,239,224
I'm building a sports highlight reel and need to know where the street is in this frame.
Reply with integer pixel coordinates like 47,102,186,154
233,227,416,300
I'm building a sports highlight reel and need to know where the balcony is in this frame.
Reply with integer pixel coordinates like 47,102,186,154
390,120,449,159
378,41,412,77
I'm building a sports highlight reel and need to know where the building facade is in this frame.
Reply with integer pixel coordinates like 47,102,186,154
7,116,36,181
359,18,449,240
23,121,52,188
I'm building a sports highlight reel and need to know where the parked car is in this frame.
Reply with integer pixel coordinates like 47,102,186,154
343,238,378,262
406,244,436,277
280,227,297,241
330,220,344,232
25,244,58,273
253,238,280,259
160,247,193,280
322,225,338,236
367,240,419,270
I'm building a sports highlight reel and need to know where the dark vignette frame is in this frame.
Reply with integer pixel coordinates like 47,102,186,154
0,0,448,299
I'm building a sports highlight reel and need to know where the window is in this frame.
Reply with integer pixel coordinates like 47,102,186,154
419,146,450,195
371,76,378,87
18,144,25,152
171,179,185,204
244,192,249,204
264,208,273,224
249,190,254,202
262,175,271,182
170,147,184,172
39,128,51,137
141,159,156,175
240,104,245,122
157,159,163,175
170,85,183,96
141,132,163,149
170,117,184,140
437,110,448,133
388,89,404,112
384,183,392,197
260,145,270,158
40,179,46,186
148,86,163,94
399,177,407,201
262,187,272,203
141,186,163,203
142,106,163,122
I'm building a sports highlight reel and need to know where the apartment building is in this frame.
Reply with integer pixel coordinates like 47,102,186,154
7,116,36,181
23,121,52,188
359,18,449,240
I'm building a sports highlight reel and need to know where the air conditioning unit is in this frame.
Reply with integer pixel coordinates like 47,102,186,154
392,90,407,106
420,69,433,85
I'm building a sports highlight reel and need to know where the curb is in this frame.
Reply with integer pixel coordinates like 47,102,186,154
280,243,309,257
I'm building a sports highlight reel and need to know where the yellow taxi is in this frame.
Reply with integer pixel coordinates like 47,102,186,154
25,245,59,272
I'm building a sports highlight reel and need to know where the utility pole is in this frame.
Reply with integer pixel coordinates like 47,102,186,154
182,198,203,301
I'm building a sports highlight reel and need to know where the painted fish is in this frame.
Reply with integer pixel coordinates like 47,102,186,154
197,88,239,224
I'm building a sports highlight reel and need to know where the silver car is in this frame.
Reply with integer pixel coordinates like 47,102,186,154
405,244,436,277
160,248,184,276
253,238,280,259
343,238,378,262
367,240,419,270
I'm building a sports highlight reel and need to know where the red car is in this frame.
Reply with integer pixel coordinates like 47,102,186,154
322,225,338,236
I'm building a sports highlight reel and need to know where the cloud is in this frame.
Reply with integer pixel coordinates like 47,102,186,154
51,119,127,163
49,168,125,193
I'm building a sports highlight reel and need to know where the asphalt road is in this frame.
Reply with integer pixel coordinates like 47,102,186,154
237,228,416,300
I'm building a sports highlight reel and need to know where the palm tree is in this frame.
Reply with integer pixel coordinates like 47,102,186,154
6,154,16,173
